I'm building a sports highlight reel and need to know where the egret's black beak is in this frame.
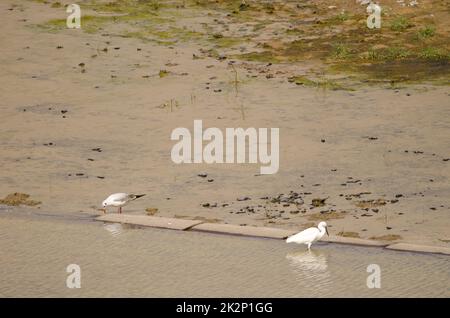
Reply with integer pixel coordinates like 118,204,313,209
326,227,329,236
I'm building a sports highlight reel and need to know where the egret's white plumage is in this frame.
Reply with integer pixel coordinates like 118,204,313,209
101,193,145,214
286,221,329,250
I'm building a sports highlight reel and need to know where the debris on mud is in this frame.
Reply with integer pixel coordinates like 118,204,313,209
0,193,41,206
370,234,403,241
311,197,328,207
308,211,347,221
270,192,304,205
145,207,159,216
355,199,387,208
338,231,361,238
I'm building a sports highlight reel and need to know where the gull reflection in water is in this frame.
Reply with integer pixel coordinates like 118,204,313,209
286,250,332,293
103,223,123,237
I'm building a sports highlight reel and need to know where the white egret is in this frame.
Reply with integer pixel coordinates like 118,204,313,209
286,221,329,250
101,193,145,214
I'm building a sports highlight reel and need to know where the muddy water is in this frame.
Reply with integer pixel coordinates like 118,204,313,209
0,214,448,297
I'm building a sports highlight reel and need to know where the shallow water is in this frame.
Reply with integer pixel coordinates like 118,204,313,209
0,214,448,297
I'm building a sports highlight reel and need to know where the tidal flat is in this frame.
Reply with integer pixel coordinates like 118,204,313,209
0,0,449,249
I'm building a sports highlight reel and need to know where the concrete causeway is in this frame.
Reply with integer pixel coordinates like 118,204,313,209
95,214,450,255
192,222,297,239
96,214,203,230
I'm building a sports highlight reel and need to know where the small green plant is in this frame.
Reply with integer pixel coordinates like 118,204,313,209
367,48,381,60
417,25,436,40
322,11,350,25
331,43,351,59
390,16,412,31
336,11,350,22
419,47,448,60
384,47,411,60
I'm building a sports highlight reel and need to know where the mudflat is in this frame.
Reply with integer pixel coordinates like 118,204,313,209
0,0,449,248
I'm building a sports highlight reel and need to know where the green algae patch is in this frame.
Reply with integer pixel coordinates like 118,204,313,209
50,1,62,8
31,0,450,85
34,0,179,37
35,17,67,32
344,59,450,84
370,234,402,241
0,193,41,206
234,51,281,63
123,25,203,44
338,231,361,238
288,75,316,87
158,69,169,78
35,15,112,33
288,75,354,91
210,35,245,48
84,0,167,15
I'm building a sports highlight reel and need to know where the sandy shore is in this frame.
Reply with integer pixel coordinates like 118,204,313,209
0,0,449,247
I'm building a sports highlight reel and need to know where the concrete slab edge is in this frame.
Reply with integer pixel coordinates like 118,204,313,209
94,214,450,256
385,243,450,256
321,235,388,247
191,222,297,239
95,214,203,231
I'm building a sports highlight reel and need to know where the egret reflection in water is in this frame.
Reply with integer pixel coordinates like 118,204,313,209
286,250,332,293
